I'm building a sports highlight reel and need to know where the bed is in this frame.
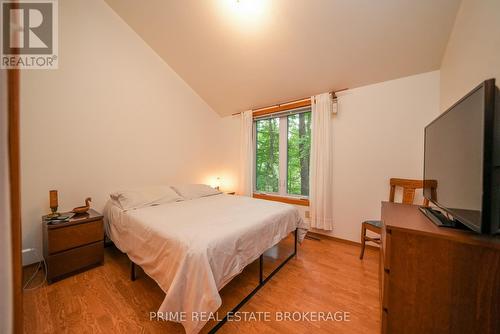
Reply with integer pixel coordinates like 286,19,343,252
104,191,309,334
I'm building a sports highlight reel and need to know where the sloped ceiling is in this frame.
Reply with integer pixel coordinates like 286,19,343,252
105,0,461,116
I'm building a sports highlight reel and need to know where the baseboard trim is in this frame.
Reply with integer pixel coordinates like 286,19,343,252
307,232,380,251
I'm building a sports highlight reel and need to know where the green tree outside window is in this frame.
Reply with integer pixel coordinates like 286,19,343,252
255,111,311,197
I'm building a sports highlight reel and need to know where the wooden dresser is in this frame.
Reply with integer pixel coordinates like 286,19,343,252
43,209,104,283
380,202,500,334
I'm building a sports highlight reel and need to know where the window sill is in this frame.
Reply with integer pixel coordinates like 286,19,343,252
253,193,310,206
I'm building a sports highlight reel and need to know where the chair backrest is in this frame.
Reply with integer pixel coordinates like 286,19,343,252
389,178,437,207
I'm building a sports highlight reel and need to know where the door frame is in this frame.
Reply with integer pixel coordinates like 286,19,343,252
8,67,22,333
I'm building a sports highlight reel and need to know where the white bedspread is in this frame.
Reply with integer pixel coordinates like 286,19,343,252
104,194,308,334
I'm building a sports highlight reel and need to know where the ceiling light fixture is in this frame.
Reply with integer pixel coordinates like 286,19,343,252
219,0,268,27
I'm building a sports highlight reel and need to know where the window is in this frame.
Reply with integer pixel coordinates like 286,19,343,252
255,117,280,193
255,108,311,197
287,112,311,196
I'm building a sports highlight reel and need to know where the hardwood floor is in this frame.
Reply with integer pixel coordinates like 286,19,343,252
23,236,380,334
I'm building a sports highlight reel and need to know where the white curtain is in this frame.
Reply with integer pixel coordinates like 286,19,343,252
239,110,254,196
309,93,335,230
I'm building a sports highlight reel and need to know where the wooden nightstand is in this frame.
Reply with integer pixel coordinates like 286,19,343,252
43,209,104,283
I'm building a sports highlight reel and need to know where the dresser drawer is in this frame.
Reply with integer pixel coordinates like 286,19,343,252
47,241,103,281
48,219,103,254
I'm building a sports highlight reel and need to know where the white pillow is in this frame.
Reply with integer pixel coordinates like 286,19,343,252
171,184,221,200
110,186,182,210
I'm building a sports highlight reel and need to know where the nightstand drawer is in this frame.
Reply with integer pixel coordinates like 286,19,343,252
47,241,103,281
48,219,103,254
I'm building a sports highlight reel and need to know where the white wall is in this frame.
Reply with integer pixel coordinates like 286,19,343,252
440,0,500,111
227,72,441,243
20,0,235,264
326,71,440,242
215,115,241,192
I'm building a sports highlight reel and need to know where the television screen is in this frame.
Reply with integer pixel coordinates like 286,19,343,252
424,85,485,231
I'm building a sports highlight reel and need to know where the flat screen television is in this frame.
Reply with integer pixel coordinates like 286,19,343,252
423,79,499,234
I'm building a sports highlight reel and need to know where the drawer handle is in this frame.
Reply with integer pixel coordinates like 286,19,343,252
384,268,390,274
383,307,388,314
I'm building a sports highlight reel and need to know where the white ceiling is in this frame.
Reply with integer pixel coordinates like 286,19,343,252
104,0,461,116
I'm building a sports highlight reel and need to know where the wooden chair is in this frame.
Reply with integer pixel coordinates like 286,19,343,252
359,178,437,259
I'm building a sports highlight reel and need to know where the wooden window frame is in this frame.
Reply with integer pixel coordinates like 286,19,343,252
253,102,312,204
253,193,310,206
252,99,311,119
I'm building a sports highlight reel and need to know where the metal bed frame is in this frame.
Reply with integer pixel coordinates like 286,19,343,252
129,228,298,333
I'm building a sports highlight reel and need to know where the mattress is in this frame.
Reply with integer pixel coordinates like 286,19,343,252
104,193,309,334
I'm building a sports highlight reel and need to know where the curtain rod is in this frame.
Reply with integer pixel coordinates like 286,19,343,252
231,88,348,116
